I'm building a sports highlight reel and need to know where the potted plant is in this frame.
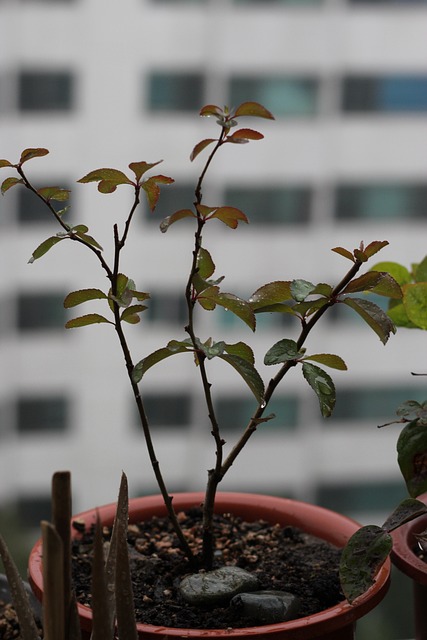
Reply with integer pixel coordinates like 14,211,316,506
0,102,402,638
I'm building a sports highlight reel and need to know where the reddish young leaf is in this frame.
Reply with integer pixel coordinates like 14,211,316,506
208,206,249,229
227,128,264,143
331,246,355,262
78,168,133,193
234,102,275,120
128,160,162,182
37,186,70,202
363,240,389,259
190,138,217,162
0,159,12,168
199,104,223,117
19,148,49,164
196,204,216,219
160,209,195,233
1,176,23,195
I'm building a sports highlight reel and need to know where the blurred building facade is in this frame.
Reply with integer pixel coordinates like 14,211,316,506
1,0,427,534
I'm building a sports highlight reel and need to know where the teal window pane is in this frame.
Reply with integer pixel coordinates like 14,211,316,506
17,396,69,434
234,0,321,3
335,184,427,220
144,293,187,325
148,72,204,112
343,75,427,113
143,394,191,427
317,481,407,516
330,387,427,422
18,71,73,111
144,183,195,223
215,395,298,431
225,186,311,224
230,76,317,116
17,292,67,331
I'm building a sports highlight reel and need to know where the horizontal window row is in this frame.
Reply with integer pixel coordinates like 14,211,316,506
4,71,427,114
5,180,427,227
5,386,425,437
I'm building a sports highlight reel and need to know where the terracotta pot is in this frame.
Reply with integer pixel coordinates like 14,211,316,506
29,492,390,640
391,492,427,640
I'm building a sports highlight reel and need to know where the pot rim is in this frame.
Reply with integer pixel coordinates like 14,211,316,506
391,492,427,584
28,491,391,638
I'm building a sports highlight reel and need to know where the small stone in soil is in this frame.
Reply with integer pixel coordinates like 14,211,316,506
230,590,300,624
179,566,259,606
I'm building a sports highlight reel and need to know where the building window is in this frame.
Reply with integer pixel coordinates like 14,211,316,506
330,386,427,422
17,396,69,434
146,183,196,224
229,76,318,116
18,70,74,112
17,181,71,224
317,481,407,516
215,395,298,431
334,183,427,220
147,72,204,112
16,494,51,528
342,75,427,113
224,185,311,225
17,292,67,332
142,393,192,427
144,293,188,326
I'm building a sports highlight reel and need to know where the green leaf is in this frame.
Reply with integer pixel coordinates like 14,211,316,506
339,525,392,604
224,342,255,365
19,148,49,164
332,246,356,262
218,354,265,403
396,400,427,423
302,362,336,418
1,176,23,194
291,279,316,302
28,236,64,263
342,297,396,344
302,353,347,371
74,230,103,251
382,498,427,533
234,102,275,120
370,261,412,287
292,297,329,318
342,272,402,299
0,159,13,168
37,186,70,202
78,168,133,193
64,288,107,308
190,138,217,162
197,248,215,280
128,160,162,182
121,304,147,324
132,343,192,383
160,209,195,233
200,340,226,359
414,256,427,283
65,314,112,328
397,420,427,497
249,281,292,310
387,298,414,328
202,290,256,330
264,339,301,365
403,283,427,329
208,206,248,229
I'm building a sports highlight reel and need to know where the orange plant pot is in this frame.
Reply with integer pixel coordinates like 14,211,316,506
29,492,390,640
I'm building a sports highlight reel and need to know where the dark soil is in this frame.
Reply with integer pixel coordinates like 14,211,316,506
71,507,344,630
0,601,43,639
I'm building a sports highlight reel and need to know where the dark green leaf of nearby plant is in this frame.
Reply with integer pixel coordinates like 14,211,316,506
342,272,402,299
302,362,336,418
214,292,255,330
132,342,193,382
382,498,427,533
403,283,427,329
291,279,316,302
339,525,392,604
224,341,255,365
249,281,292,310
1,176,23,194
197,285,219,310
28,236,64,263
312,283,333,297
65,314,112,328
74,230,103,250
200,340,226,359
396,400,427,423
397,419,427,497
64,288,107,308
160,209,195,233
19,148,49,164
218,354,265,403
292,297,329,318
190,138,217,162
342,297,396,344
370,261,412,287
234,102,275,120
264,339,301,365
302,353,347,370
